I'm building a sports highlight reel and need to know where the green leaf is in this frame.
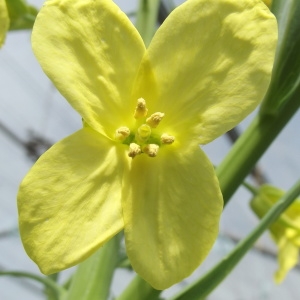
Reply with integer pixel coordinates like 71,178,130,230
170,179,300,300
0,271,66,300
260,0,300,115
63,234,121,300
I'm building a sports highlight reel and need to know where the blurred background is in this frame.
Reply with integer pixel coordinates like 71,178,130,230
0,0,299,299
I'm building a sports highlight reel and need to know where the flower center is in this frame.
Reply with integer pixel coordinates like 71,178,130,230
115,98,175,158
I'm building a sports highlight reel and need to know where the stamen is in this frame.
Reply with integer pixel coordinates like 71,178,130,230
161,133,175,144
134,98,148,119
146,112,165,128
128,143,141,158
115,126,130,141
137,124,151,142
143,144,159,157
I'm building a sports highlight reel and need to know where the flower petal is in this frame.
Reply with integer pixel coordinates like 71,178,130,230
123,146,223,289
0,0,9,47
137,0,277,144
274,236,299,283
32,0,145,138
18,127,128,274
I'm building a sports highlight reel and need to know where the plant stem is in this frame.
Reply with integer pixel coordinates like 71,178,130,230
242,181,258,195
63,234,121,300
136,0,160,46
116,275,161,300
216,89,300,206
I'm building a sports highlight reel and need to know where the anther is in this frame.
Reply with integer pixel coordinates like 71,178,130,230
161,133,175,144
134,98,148,119
146,112,165,128
143,144,159,157
115,126,130,141
128,143,141,158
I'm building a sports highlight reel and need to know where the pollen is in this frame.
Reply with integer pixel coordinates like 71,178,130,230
146,112,165,128
161,133,175,144
143,144,159,157
134,98,148,119
115,126,130,141
128,143,142,158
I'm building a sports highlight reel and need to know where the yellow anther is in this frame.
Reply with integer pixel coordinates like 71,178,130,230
143,144,159,157
134,98,148,119
161,133,175,144
115,126,130,141
137,124,151,142
146,112,165,128
128,143,141,158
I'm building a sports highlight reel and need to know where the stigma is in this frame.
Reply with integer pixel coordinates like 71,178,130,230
115,98,175,158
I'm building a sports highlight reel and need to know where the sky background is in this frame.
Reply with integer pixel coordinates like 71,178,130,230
0,0,300,299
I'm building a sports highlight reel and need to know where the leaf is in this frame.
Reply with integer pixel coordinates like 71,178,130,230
0,271,65,300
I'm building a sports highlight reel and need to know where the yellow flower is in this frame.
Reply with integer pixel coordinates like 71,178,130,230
0,0,9,47
18,0,277,289
251,185,300,283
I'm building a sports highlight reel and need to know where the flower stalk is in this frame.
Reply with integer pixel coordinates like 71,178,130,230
136,0,160,46
217,90,300,206
63,234,121,300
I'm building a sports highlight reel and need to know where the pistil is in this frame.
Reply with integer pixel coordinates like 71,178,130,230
137,124,151,143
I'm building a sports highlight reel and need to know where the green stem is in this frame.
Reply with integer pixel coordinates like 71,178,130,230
0,271,65,300
171,179,300,300
136,0,160,46
46,273,60,300
216,89,300,206
116,275,161,300
63,234,121,300
242,181,258,195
